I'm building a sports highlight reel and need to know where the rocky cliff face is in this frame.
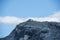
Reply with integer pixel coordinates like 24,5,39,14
0,19,60,40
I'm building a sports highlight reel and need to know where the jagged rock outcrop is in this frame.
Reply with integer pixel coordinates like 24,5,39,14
0,19,60,40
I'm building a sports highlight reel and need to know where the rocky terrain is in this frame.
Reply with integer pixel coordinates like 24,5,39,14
0,19,60,40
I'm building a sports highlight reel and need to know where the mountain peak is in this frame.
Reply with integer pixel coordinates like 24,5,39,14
26,19,33,22
0,20,60,40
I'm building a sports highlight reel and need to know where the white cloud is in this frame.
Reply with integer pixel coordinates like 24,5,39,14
0,11,60,24
32,11,60,22
0,16,27,24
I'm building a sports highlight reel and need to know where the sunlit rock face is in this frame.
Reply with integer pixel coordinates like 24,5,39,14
0,19,60,40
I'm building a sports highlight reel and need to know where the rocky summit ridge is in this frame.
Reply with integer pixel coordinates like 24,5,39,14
0,19,60,40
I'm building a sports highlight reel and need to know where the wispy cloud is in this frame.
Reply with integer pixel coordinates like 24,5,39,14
0,16,27,24
32,11,60,22
0,11,60,24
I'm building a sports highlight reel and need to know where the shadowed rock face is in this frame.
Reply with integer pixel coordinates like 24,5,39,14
0,19,60,40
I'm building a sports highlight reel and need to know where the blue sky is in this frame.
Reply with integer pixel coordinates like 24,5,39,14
0,0,60,17
0,0,60,38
